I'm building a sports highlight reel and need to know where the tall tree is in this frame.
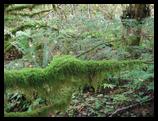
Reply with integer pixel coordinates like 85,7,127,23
120,4,150,46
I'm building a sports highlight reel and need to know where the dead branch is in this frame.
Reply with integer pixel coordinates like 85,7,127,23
109,97,153,117
76,41,114,58
143,61,154,64
9,9,52,17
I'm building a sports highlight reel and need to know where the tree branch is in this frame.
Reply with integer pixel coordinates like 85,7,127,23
5,4,41,13
10,22,58,35
109,97,153,117
76,41,114,58
9,9,52,17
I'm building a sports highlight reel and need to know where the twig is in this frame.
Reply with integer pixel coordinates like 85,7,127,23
142,61,154,64
109,97,153,117
76,41,114,58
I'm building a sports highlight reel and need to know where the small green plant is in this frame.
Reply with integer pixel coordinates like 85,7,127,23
5,92,47,113
95,99,102,110
103,83,116,89
112,94,129,105
5,92,31,112
147,81,154,92
12,30,31,54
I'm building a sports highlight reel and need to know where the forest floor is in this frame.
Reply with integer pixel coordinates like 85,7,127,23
51,85,154,117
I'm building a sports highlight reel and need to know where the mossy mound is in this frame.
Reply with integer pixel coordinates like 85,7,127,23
4,55,146,117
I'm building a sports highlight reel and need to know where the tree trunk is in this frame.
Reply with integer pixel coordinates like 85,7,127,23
121,4,150,46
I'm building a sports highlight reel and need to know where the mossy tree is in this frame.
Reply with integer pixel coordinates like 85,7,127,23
120,4,150,46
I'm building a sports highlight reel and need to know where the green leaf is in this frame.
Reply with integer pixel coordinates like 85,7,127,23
103,83,116,89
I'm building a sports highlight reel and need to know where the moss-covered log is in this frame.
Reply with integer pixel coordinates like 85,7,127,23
5,4,40,13
4,55,147,117
9,9,52,17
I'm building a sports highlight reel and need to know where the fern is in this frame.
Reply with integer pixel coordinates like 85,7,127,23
147,81,154,91
112,94,130,105
103,83,116,89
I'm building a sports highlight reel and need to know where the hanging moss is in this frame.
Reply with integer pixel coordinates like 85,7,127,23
4,55,146,117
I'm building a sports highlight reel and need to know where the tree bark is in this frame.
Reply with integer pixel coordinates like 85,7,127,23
121,4,150,46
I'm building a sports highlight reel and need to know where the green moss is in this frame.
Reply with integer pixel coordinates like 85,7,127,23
4,55,146,117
